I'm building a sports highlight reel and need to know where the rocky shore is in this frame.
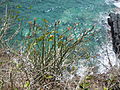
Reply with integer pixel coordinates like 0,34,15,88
108,13,120,59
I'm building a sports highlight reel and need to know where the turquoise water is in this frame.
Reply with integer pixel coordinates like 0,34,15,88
1,0,115,52
13,0,114,23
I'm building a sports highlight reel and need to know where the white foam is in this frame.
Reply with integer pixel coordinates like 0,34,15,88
114,2,120,8
105,0,115,5
97,39,118,73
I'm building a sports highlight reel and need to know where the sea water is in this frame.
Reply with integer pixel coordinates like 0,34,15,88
10,0,115,50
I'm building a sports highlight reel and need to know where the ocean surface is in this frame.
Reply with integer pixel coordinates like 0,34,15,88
0,0,117,35
10,0,116,52
11,0,114,22
10,0,115,26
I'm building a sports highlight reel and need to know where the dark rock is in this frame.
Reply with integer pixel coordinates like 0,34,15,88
108,13,120,58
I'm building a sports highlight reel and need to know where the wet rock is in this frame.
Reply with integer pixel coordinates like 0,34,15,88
108,13,120,58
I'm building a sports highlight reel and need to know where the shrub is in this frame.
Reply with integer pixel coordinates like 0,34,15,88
0,4,98,90
21,17,95,89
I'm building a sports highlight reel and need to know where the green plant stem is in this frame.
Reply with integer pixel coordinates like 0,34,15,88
42,37,45,67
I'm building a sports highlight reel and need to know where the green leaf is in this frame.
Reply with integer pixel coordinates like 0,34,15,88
86,55,90,59
83,82,90,88
42,19,48,23
58,35,63,39
48,35,54,41
36,36,45,41
79,83,84,89
52,31,58,33
16,63,22,68
14,88,18,90
45,32,52,36
44,75,53,79
45,24,49,27
84,88,89,90
0,80,3,85
28,6,33,9
104,87,108,90
24,81,30,87
48,38,53,41
38,26,43,30
0,62,3,66
17,18,21,21
16,5,22,8
33,42,37,46
58,41,63,47
72,66,76,71
85,75,93,80
16,11,21,14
